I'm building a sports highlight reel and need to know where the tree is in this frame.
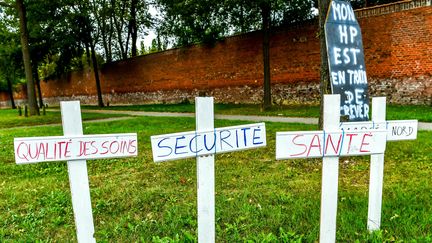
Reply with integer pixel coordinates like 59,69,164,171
2,0,154,109
0,59,19,109
25,0,71,108
128,0,138,57
90,0,115,62
73,1,105,107
261,1,271,110
98,0,151,61
318,0,331,129
16,0,39,115
229,0,315,110
1,0,39,115
156,0,314,110
0,16,23,109
156,0,232,47
25,0,106,107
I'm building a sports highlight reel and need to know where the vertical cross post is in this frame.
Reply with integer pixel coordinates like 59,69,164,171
196,97,215,243
61,101,96,243
319,94,341,243
367,97,386,231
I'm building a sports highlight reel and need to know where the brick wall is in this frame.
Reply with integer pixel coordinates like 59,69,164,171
2,1,431,107
360,1,432,104
0,86,27,107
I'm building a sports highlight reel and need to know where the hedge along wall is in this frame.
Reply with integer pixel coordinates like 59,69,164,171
1,0,431,107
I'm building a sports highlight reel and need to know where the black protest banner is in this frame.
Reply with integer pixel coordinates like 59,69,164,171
325,0,370,122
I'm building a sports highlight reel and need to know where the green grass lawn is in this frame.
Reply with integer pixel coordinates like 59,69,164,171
83,103,432,122
0,115,430,241
0,108,128,129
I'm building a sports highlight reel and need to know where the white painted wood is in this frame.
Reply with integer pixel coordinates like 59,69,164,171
275,129,386,159
339,121,385,132
13,100,138,241
368,97,386,231
320,94,341,243
61,101,96,243
386,120,417,141
196,97,215,243
14,133,137,164
339,120,418,141
151,123,266,162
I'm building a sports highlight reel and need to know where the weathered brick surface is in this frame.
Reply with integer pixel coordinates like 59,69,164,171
1,3,431,107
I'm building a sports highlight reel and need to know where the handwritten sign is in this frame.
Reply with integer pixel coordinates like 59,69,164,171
151,97,267,242
325,0,370,121
275,95,390,242
340,120,418,141
276,129,386,159
14,134,137,164
12,101,138,243
151,123,266,162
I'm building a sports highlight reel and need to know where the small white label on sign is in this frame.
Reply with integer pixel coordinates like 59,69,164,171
340,120,418,141
14,133,138,164
276,129,387,160
151,123,266,162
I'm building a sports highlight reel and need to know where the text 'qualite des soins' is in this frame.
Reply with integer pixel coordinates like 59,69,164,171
14,135,137,164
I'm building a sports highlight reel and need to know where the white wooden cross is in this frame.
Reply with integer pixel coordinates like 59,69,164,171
14,101,138,243
339,97,418,231
276,94,388,243
151,97,267,243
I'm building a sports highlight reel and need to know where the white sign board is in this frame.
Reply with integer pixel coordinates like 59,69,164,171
13,101,138,243
276,129,387,160
151,97,267,242
340,120,418,141
325,0,370,121
14,133,137,164
151,123,266,162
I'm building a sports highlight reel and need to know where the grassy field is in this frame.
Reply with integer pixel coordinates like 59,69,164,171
0,108,128,129
0,111,431,241
83,103,432,122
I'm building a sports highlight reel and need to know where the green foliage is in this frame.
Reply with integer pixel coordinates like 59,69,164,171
155,0,315,47
37,55,59,81
279,0,316,25
0,15,23,92
1,0,154,84
140,38,166,55
155,0,227,46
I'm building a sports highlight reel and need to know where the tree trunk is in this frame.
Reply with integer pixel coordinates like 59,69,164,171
130,0,138,57
101,28,111,63
97,5,112,63
89,38,104,107
108,16,114,61
6,76,16,109
35,71,44,108
84,41,92,67
16,0,38,115
111,0,127,59
115,21,126,59
32,64,44,108
125,21,132,57
157,34,162,51
318,0,332,129
261,2,271,111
